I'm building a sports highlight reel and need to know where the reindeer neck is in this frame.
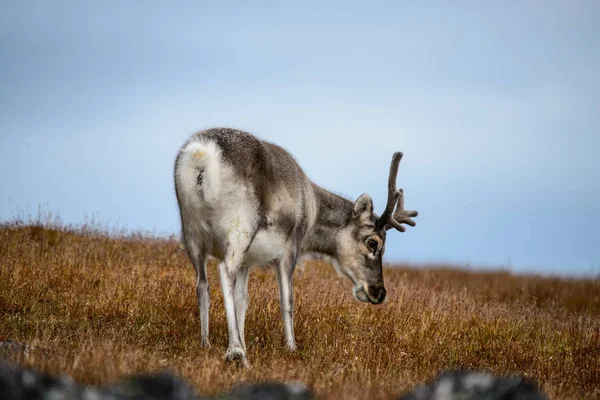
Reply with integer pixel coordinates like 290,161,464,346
304,183,354,257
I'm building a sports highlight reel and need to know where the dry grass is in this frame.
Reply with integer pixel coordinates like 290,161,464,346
1,221,599,399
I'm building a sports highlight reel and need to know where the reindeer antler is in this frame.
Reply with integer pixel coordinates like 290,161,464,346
375,152,418,232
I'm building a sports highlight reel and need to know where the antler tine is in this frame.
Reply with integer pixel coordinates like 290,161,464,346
376,152,403,229
392,189,418,226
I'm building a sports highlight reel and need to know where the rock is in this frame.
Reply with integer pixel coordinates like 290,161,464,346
224,382,313,400
0,362,81,400
0,341,34,359
398,370,548,400
0,361,547,400
0,362,313,400
103,371,200,400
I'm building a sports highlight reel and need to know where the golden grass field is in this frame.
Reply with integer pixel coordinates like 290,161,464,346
1,221,599,399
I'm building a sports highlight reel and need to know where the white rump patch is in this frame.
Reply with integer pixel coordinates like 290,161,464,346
176,140,223,206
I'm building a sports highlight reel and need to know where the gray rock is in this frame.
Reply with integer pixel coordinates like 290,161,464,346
399,370,547,400
0,362,81,400
0,361,547,400
0,363,313,400
102,371,200,400
223,382,312,400
0,341,34,359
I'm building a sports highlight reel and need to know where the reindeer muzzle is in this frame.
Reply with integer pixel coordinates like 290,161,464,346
366,285,387,304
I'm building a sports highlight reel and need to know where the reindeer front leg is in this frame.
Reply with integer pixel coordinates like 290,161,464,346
276,248,299,351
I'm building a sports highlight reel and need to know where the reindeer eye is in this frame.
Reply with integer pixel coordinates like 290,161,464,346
367,239,378,252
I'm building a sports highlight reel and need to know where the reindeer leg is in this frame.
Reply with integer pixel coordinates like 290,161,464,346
184,238,211,348
219,260,245,365
196,257,211,348
276,248,299,351
218,228,253,366
234,266,250,352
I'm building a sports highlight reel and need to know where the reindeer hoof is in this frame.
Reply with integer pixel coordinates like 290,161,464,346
201,338,211,349
286,342,298,352
225,347,248,367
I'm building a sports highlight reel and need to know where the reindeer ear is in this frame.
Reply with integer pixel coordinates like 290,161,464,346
353,193,373,222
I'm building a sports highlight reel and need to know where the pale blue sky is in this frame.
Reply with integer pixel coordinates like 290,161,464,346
1,1,599,275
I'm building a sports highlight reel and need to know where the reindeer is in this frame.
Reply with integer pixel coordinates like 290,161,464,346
174,128,418,364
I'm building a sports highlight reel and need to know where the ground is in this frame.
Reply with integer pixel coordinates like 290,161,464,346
1,222,599,399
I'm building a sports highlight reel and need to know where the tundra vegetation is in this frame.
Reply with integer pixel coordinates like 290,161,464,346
0,220,599,399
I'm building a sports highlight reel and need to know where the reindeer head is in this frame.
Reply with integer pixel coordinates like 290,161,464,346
335,152,418,304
